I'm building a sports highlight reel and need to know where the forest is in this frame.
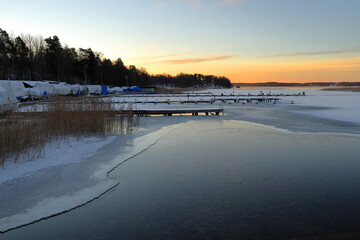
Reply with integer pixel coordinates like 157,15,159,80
0,28,232,88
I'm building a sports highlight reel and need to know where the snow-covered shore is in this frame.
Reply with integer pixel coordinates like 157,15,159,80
1,88,360,233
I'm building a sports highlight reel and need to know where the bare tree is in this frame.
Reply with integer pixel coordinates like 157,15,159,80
33,35,45,80
21,33,36,80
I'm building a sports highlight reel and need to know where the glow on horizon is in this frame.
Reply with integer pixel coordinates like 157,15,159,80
1,0,360,83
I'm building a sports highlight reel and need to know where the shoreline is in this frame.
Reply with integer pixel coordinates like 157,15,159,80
321,87,360,92
1,88,360,235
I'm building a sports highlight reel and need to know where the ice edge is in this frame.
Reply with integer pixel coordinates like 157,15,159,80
0,124,181,234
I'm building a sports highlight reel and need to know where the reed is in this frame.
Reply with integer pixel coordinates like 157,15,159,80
0,96,138,165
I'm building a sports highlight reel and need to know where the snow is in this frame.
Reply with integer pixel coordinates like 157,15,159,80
0,85,17,113
0,81,26,99
1,87,360,233
108,86,124,94
0,137,116,185
199,88,360,124
0,124,180,233
53,85,78,95
33,83,55,95
288,91,360,124
107,88,360,124
87,85,102,95
0,83,18,105
0,180,118,232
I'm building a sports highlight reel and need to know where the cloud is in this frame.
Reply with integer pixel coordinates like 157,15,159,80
134,52,193,60
218,0,248,5
157,0,202,8
145,54,236,64
255,47,360,58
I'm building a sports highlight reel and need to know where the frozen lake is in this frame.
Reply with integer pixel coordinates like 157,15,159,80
4,119,360,239
2,88,360,239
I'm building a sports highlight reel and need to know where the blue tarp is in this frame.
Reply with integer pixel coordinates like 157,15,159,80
101,86,108,95
124,86,142,92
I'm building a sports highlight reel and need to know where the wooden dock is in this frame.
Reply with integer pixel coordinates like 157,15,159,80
115,92,306,98
131,108,223,116
114,97,280,105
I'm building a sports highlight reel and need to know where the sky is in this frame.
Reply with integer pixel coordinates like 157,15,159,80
1,0,360,83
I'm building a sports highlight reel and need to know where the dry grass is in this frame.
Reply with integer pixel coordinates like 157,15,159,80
0,96,138,165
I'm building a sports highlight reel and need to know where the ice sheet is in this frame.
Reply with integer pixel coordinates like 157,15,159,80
0,136,116,185
109,89,360,124
0,124,181,233
198,88,360,124
1,88,360,233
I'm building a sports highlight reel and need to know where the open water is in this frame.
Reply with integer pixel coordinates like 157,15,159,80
4,119,360,240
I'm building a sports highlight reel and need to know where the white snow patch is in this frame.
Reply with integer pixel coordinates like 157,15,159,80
0,180,117,232
288,91,360,124
0,136,116,186
0,124,181,233
200,88,360,124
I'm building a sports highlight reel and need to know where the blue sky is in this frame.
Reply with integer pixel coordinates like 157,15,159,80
1,0,360,82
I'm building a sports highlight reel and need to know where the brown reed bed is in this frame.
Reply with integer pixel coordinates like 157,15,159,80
0,96,138,165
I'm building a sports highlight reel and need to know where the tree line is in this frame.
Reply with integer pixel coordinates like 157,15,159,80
0,27,232,88
151,73,232,88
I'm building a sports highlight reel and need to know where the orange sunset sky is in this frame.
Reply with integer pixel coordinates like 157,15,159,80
2,0,360,83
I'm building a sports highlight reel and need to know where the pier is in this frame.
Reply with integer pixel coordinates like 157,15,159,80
115,92,306,98
130,108,223,117
114,97,280,105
